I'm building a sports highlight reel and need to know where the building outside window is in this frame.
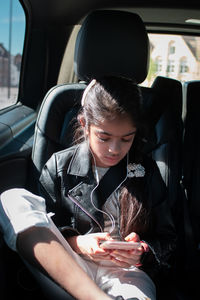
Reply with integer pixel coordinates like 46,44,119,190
143,34,200,87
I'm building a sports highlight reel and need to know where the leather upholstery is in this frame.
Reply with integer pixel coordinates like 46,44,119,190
31,10,184,219
142,76,183,215
31,10,184,215
32,84,85,176
183,80,200,249
74,10,149,84
31,10,150,186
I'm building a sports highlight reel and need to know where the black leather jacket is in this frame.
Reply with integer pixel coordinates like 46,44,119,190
39,142,177,278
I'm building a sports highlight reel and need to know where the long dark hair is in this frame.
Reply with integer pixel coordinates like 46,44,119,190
119,176,150,239
74,76,150,239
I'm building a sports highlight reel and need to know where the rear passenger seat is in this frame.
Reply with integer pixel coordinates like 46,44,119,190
182,80,200,271
141,76,186,292
144,77,200,297
142,76,183,219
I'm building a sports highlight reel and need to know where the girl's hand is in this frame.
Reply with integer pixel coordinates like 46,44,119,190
68,233,113,261
125,232,149,252
110,232,149,268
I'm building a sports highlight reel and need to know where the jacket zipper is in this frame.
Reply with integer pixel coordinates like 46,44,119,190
67,193,103,232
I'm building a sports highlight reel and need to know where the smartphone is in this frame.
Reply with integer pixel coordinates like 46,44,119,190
100,240,141,250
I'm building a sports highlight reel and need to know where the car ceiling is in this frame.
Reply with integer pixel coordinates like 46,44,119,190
23,0,200,35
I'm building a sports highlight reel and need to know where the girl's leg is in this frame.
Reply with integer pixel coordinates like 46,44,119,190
97,266,156,300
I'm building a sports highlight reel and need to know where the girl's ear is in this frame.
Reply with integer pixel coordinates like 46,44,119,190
79,116,89,136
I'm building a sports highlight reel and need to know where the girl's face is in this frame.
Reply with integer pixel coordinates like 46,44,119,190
87,115,137,168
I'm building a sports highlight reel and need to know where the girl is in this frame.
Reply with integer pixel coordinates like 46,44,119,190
0,76,176,300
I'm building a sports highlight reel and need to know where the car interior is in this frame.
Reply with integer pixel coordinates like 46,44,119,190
0,1,200,299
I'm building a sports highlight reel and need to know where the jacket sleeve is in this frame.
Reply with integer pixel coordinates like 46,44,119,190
39,153,60,213
141,159,177,278
39,154,80,237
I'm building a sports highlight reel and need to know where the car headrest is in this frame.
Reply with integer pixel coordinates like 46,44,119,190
74,10,149,84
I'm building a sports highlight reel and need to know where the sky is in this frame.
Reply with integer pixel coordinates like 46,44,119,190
0,0,25,55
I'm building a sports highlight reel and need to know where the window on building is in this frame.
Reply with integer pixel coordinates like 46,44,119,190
0,0,25,109
169,41,176,54
180,57,189,73
155,56,162,73
167,60,175,73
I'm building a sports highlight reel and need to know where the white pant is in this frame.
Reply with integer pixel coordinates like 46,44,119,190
48,216,156,300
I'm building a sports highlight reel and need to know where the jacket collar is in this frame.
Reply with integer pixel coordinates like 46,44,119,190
67,141,92,177
67,141,128,201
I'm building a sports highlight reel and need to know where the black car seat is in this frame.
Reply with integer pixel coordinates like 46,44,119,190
28,10,150,300
24,9,183,300
142,76,183,218
140,76,184,296
30,9,149,189
182,80,200,271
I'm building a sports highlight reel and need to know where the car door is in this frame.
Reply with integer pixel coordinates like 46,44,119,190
0,0,37,194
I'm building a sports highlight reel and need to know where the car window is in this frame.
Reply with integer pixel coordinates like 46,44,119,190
143,33,200,87
0,0,25,110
